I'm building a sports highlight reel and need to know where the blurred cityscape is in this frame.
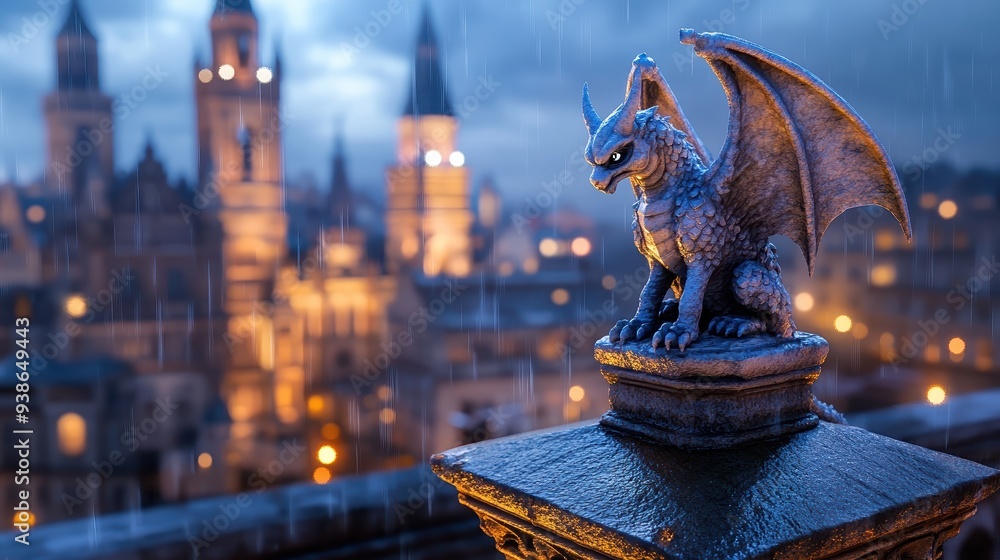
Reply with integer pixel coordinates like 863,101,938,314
0,0,997,558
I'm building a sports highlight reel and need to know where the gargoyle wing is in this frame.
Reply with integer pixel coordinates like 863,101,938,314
681,29,911,274
624,55,712,165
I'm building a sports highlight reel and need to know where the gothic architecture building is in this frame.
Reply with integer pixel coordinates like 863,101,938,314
0,0,608,525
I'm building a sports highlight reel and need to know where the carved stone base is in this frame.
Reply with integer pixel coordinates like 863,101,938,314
595,332,828,449
432,420,1000,559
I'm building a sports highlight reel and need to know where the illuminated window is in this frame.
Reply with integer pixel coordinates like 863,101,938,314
57,413,86,456
551,288,570,305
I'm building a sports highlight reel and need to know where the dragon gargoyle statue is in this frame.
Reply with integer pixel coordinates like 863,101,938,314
583,29,911,352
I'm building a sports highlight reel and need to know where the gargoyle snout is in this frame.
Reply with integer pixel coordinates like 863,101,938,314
589,168,617,194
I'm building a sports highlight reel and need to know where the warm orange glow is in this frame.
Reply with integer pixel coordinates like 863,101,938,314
834,315,853,333
197,452,213,469
497,262,514,276
852,322,869,340
313,467,331,484
570,237,591,257
919,193,937,209
927,385,946,406
377,385,391,401
198,68,213,83
937,200,957,219
26,205,45,223
318,445,338,465
307,395,325,416
400,236,419,258
539,238,559,257
522,258,539,274
569,385,585,402
57,413,86,456
12,511,33,527
948,337,966,355
874,230,896,251
870,264,896,287
321,423,341,440
794,293,814,312
379,407,396,424
601,275,616,290
65,294,87,318
551,288,570,305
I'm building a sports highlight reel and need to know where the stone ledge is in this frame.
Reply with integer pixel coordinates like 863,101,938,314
432,420,1000,560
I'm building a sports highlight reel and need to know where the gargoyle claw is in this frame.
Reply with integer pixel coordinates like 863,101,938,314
653,323,698,352
610,318,658,344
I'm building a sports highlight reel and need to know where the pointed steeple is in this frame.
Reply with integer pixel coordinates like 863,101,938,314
213,0,255,18
404,6,453,117
327,121,353,227
55,0,100,90
58,0,96,38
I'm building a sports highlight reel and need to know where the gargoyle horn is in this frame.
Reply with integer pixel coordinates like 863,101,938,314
615,63,644,136
582,83,602,135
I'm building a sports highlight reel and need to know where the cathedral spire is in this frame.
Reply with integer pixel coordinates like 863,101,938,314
404,5,453,117
213,0,255,18
55,0,100,91
58,0,96,39
328,120,353,227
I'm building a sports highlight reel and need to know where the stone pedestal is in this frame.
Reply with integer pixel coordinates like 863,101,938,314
432,333,1000,559
596,333,827,449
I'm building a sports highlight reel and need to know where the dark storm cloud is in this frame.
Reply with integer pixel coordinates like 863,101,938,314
1,0,997,222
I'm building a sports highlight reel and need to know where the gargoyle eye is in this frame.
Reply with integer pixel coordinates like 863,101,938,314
604,144,632,169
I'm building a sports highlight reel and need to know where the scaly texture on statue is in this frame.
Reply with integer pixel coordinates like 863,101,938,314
582,29,911,352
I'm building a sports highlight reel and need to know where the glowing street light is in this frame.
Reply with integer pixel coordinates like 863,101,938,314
256,66,273,83
198,68,213,83
318,445,338,465
65,294,87,318
424,150,442,167
834,315,853,333
218,64,235,80
449,151,465,167
926,385,946,406
794,293,814,312
937,200,957,219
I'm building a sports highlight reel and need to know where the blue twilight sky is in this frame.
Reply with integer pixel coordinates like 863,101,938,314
0,0,997,221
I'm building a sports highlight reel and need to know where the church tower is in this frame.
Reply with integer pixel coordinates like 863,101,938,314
385,7,472,277
195,0,287,442
43,0,113,217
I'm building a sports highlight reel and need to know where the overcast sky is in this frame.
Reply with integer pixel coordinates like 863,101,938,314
0,0,997,221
